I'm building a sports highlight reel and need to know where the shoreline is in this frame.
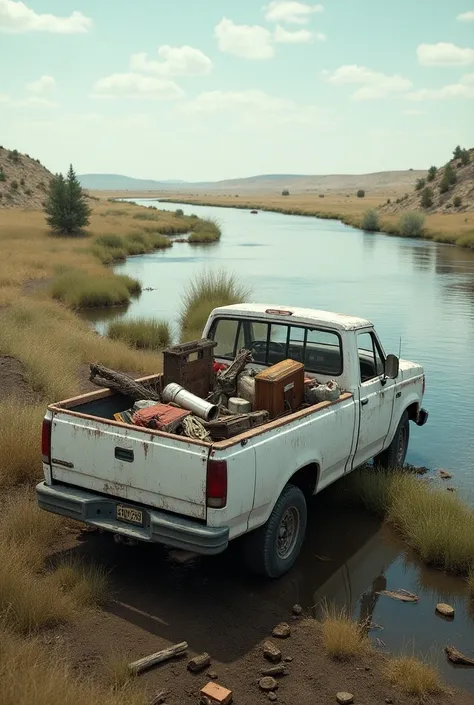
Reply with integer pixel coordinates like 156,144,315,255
101,190,474,252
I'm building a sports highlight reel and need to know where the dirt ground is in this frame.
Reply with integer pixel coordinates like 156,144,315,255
46,523,474,705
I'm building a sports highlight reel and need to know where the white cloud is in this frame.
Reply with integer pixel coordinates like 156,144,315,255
214,17,274,59
26,75,56,95
273,25,313,43
323,65,412,99
184,89,328,126
417,42,474,66
263,1,323,24
130,45,212,77
0,0,92,33
406,73,474,100
457,10,474,21
0,93,56,108
92,73,184,100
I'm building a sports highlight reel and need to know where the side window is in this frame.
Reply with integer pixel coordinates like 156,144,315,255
305,328,342,375
210,319,240,358
357,332,384,382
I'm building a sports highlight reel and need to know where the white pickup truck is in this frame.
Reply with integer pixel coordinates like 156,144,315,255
37,304,428,578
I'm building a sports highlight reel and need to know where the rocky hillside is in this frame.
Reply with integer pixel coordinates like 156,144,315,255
379,147,474,215
0,146,54,209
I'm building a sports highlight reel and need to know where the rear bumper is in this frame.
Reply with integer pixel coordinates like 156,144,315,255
415,407,429,427
36,481,229,555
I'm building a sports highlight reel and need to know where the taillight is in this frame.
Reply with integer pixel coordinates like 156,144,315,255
206,459,227,509
42,417,52,464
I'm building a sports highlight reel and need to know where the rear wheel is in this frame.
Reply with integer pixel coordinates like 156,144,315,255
243,484,307,578
374,411,409,469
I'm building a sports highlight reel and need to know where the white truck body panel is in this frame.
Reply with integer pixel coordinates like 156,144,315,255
37,304,427,560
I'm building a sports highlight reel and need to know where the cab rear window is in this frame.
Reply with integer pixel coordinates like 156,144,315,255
208,317,343,376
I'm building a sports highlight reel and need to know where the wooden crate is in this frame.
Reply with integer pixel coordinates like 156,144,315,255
254,359,304,418
163,339,217,398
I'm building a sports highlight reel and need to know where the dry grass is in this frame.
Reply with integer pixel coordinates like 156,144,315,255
180,269,250,342
102,651,135,689
0,298,162,403
188,216,221,243
108,317,172,350
335,467,474,576
50,559,109,608
0,629,147,705
50,270,140,308
320,603,369,661
385,655,445,698
0,401,45,487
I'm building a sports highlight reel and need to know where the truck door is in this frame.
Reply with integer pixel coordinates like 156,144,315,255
353,331,396,467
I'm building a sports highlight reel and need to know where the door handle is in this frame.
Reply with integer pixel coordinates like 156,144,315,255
115,447,134,462
361,399,369,406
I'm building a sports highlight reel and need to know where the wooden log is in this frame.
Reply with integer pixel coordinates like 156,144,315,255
128,641,188,675
445,646,474,666
261,664,287,677
188,652,211,673
89,363,161,401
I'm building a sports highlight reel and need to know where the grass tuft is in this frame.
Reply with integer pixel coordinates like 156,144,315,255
320,603,369,660
335,467,474,575
50,559,109,608
189,216,222,243
50,270,140,308
0,402,45,487
108,317,172,350
180,269,250,342
103,651,135,689
385,656,445,698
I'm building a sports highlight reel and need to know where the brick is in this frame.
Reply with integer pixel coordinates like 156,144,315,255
200,681,233,705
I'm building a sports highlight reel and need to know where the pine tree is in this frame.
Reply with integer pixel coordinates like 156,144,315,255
453,145,462,160
44,164,91,234
427,166,437,182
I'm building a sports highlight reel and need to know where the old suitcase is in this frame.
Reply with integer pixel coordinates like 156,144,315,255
163,339,217,398
205,410,269,440
254,359,304,418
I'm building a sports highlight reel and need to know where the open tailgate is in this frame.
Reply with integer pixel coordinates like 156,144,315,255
49,410,210,520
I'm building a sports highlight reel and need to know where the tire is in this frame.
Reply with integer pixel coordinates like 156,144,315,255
243,484,307,578
374,411,410,469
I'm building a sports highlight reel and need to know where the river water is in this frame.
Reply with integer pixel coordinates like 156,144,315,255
84,199,474,690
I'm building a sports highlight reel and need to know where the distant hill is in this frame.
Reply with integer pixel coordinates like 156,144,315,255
78,174,186,190
80,170,426,194
379,147,474,215
0,146,54,209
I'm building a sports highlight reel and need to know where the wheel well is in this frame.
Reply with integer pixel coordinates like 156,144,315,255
406,402,419,421
288,463,319,499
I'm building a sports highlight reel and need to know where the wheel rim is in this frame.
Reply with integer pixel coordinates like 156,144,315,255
277,506,300,560
397,426,407,466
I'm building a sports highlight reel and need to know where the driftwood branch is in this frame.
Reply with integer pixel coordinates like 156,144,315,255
207,349,252,403
150,689,169,705
445,646,474,666
89,364,161,401
128,641,188,675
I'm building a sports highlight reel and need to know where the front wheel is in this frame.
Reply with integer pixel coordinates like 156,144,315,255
374,411,409,469
243,484,307,578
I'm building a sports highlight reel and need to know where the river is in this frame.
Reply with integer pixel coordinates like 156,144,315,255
84,198,474,690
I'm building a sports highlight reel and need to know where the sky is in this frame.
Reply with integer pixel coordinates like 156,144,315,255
0,0,473,181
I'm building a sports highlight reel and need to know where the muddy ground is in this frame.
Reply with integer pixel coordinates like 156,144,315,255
47,498,474,705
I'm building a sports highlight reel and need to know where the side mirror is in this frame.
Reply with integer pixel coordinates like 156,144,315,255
385,354,399,380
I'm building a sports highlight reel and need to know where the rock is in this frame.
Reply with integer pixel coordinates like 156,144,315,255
336,693,354,705
259,677,278,692
436,603,455,618
385,699,394,704
207,671,218,680
272,622,291,638
364,666,371,672
268,693,278,702
438,469,453,480
261,665,287,677
447,486,456,492
283,656,294,663
263,641,282,663
292,604,303,616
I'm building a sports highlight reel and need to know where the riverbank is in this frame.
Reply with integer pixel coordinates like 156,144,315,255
106,191,474,250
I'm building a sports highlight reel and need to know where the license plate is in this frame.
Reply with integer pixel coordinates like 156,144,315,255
116,504,143,526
